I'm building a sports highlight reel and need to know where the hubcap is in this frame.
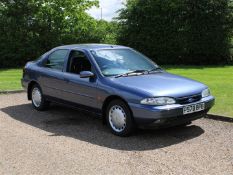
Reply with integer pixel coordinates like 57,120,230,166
109,105,126,132
32,87,42,107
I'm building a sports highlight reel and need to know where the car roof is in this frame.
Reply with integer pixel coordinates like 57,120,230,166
54,44,129,50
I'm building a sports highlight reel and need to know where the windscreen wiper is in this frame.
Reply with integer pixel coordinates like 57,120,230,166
115,70,147,78
148,67,163,73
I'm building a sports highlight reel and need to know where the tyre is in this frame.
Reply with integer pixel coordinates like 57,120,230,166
31,84,49,111
106,100,135,136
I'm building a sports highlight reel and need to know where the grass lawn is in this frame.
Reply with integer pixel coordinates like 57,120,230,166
0,66,233,117
0,69,23,91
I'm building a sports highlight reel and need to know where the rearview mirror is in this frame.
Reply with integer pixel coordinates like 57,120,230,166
80,71,95,78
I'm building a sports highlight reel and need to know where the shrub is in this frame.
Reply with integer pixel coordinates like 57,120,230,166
117,0,233,65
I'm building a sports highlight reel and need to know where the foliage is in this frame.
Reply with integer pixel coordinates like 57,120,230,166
0,0,116,68
1,0,232,67
94,20,118,44
117,0,233,65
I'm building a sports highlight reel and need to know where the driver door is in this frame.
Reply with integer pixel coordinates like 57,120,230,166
62,50,98,109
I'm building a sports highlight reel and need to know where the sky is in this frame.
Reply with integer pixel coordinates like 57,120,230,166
87,0,125,21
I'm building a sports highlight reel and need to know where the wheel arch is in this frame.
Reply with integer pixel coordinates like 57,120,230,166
27,80,39,100
102,95,133,124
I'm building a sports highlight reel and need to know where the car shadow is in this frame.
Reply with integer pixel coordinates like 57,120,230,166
1,103,204,151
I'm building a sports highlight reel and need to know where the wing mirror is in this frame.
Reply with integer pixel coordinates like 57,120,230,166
80,71,95,78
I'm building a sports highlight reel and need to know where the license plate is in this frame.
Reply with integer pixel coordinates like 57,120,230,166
183,103,205,115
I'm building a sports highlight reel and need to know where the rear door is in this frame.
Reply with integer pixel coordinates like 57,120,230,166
39,49,69,99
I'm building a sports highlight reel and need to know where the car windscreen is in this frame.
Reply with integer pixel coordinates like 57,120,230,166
91,49,158,76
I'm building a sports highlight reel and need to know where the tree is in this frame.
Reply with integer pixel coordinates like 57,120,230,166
93,20,118,44
0,0,103,67
117,0,233,65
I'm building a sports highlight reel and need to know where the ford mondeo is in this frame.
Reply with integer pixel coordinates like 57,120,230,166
22,44,215,136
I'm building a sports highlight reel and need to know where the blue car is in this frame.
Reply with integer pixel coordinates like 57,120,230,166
22,44,215,136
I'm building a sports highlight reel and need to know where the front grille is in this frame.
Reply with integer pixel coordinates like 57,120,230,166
176,94,202,104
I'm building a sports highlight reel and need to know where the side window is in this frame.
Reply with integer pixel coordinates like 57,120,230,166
45,50,68,71
68,51,92,74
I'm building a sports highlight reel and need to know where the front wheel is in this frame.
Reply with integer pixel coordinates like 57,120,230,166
31,84,49,111
106,100,135,137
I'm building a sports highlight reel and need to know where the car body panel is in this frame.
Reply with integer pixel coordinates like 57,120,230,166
61,72,98,108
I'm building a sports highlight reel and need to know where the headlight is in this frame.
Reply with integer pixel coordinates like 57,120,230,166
140,97,176,106
202,88,211,98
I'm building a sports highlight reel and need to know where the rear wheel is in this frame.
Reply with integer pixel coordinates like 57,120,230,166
106,100,135,136
31,84,49,111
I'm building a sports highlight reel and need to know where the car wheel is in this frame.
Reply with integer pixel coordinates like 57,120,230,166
106,100,135,136
31,84,49,111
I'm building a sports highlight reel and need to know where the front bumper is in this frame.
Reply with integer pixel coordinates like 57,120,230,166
129,96,215,127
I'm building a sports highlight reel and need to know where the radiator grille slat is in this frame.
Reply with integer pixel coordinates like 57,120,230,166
176,94,202,104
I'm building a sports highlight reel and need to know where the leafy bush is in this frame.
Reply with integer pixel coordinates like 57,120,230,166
117,0,233,65
0,0,116,68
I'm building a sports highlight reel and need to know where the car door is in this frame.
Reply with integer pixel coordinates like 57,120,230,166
61,50,98,109
38,49,69,99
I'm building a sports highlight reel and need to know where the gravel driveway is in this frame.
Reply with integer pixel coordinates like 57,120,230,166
0,93,233,175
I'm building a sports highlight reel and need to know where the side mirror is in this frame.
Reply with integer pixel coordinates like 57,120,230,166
80,71,95,78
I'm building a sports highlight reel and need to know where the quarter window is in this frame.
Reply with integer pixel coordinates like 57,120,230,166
45,50,68,71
